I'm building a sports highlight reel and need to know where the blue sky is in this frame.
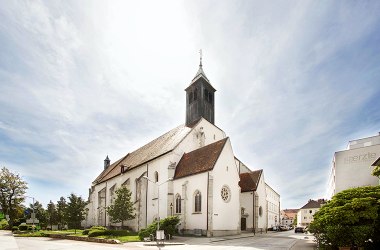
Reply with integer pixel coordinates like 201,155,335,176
1,0,380,209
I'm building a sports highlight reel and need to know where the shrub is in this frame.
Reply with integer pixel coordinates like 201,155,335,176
88,229,108,237
0,219,9,230
90,226,106,231
82,229,90,235
18,224,28,231
12,226,19,231
138,216,180,240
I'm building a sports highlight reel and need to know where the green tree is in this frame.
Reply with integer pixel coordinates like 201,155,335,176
0,167,28,227
310,186,380,249
65,193,87,233
57,197,67,229
26,201,47,228
46,200,58,229
107,186,135,228
372,165,380,178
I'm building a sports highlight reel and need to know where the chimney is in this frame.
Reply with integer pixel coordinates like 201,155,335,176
104,155,110,170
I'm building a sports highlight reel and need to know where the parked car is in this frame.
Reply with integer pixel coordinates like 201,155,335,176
294,227,304,233
279,226,288,231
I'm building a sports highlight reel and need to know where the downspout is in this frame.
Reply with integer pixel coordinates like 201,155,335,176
105,181,107,228
252,191,255,233
145,163,149,229
206,172,209,234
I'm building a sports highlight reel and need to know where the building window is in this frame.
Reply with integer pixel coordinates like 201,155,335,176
221,185,231,203
175,194,181,214
189,92,193,104
194,88,198,100
154,171,159,183
259,206,263,217
309,210,312,214
194,190,201,212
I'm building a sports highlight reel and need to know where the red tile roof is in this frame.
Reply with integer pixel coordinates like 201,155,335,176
239,170,263,192
174,138,228,179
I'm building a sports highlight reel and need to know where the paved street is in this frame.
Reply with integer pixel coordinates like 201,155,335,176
1,230,316,250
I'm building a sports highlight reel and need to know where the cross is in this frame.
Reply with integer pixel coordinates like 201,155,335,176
199,49,203,66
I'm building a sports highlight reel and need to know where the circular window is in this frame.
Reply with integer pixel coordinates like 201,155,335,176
259,206,263,217
221,185,231,203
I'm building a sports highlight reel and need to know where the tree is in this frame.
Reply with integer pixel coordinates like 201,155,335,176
65,193,87,233
46,200,58,229
0,167,28,226
56,197,67,229
107,186,135,228
26,201,47,228
372,165,380,178
309,186,380,249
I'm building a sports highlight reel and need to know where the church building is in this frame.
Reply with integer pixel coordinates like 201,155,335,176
84,57,280,236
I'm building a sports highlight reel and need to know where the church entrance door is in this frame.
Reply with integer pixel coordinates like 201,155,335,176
241,218,246,231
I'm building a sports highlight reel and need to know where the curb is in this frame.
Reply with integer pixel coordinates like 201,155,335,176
45,234,120,244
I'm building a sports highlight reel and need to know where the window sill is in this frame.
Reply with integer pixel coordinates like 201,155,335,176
192,212,202,214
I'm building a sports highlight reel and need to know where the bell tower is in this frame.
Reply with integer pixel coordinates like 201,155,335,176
185,51,216,126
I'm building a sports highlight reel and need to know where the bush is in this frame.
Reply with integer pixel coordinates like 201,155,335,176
12,226,19,231
87,229,133,238
18,224,28,231
90,226,107,231
82,229,90,235
0,219,9,230
138,216,180,240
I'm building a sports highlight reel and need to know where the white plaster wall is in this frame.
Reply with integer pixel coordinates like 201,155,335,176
211,138,240,231
87,163,149,231
172,172,208,231
174,119,226,157
256,174,267,229
333,144,380,195
298,208,320,226
265,183,280,228
240,192,253,229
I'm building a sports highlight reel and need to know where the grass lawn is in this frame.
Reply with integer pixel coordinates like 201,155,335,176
14,229,141,243
97,235,140,243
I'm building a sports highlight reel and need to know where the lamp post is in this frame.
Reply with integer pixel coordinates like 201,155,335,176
24,196,35,232
142,176,173,239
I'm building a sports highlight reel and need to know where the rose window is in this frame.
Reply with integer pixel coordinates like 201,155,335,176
221,185,231,203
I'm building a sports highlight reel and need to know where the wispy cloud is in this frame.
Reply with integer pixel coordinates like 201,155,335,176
1,0,379,208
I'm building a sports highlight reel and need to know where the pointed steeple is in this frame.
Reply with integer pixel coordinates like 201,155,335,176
191,49,210,84
104,155,110,170
185,50,216,126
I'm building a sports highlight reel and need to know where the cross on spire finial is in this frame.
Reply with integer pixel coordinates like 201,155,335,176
199,49,203,67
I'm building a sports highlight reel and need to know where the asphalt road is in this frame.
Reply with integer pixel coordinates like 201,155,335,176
1,229,316,250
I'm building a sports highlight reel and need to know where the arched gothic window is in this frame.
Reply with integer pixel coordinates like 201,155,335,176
194,88,198,101
175,194,181,214
194,190,201,212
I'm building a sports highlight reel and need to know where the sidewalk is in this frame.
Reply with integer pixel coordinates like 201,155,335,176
0,230,19,250
142,231,275,246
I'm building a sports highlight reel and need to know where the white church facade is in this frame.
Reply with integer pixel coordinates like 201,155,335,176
84,58,280,236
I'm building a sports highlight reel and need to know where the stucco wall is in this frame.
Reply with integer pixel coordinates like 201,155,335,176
211,138,240,233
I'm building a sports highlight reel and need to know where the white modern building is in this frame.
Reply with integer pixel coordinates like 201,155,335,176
297,199,325,227
84,59,280,236
327,133,380,198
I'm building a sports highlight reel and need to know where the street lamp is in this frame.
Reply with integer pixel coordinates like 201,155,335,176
24,196,35,232
142,176,173,239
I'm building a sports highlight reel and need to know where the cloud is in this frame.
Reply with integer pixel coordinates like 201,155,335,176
1,1,380,209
